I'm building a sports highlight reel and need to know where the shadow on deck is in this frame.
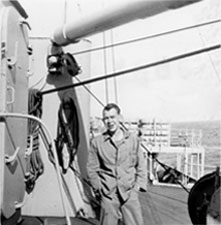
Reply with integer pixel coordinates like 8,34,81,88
19,184,191,225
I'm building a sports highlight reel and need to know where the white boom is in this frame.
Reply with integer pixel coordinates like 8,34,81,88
52,0,202,46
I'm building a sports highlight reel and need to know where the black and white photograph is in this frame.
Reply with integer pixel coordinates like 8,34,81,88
0,0,220,224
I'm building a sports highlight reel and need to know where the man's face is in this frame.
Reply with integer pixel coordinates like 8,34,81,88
103,108,120,134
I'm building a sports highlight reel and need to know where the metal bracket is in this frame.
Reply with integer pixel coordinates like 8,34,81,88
27,52,34,77
25,136,33,158
5,147,20,164
1,41,6,59
7,42,18,69
14,198,26,209
19,19,31,31
6,86,15,105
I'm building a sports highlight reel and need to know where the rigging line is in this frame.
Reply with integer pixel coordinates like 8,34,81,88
63,0,67,24
196,26,221,82
103,32,109,104
74,76,105,107
29,76,46,90
41,44,221,96
141,143,191,193
60,173,77,214
39,82,47,91
29,36,50,40
69,164,100,207
70,164,91,205
110,29,118,104
0,113,71,225
91,117,190,194
121,121,191,194
72,19,221,56
122,121,191,194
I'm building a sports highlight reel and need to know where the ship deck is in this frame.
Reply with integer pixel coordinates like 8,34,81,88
20,183,192,225
140,184,192,225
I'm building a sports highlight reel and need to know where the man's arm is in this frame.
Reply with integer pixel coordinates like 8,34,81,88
135,139,147,192
87,139,101,191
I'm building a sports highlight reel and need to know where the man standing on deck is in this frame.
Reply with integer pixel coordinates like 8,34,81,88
87,103,147,225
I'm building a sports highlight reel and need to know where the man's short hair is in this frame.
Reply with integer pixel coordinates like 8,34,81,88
103,103,121,114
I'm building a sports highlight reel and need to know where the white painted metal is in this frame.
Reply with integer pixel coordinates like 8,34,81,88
52,0,202,46
0,1,29,218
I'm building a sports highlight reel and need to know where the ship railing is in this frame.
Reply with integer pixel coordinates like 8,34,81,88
90,118,205,187
125,119,203,148
142,142,205,187
170,128,202,147
126,119,205,188
124,119,171,147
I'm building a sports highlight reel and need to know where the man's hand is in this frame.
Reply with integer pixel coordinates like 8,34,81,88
134,184,146,192
93,188,101,201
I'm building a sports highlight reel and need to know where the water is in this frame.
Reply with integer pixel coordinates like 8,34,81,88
171,120,221,175
91,118,221,175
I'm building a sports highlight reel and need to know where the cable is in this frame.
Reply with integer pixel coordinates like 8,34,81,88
72,19,221,56
102,32,109,104
110,29,118,104
74,77,105,107
29,76,46,90
41,44,221,96
0,113,72,225
63,0,67,24
196,23,221,82
141,141,193,193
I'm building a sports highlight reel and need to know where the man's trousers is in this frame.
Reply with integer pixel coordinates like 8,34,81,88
99,189,143,225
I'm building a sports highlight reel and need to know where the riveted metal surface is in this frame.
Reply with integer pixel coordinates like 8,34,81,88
0,2,29,219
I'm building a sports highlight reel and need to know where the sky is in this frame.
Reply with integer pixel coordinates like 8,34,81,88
19,0,221,122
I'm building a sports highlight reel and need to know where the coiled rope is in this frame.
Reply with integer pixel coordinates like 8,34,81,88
25,89,44,193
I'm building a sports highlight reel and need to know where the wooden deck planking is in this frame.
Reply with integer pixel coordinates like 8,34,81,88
141,184,192,225
20,184,192,225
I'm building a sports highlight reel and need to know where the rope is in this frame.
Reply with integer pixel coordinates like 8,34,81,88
110,29,118,104
29,76,47,90
74,77,105,107
0,113,72,225
121,120,194,193
55,98,79,173
53,97,100,208
141,142,192,193
196,27,221,82
120,120,193,193
102,32,109,104
25,89,44,193
53,96,101,207
69,165,100,207
54,105,101,208
41,44,221,96
72,19,221,56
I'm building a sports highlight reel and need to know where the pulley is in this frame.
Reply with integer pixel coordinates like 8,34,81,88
47,54,63,74
46,52,81,76
62,53,81,76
